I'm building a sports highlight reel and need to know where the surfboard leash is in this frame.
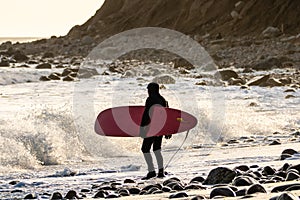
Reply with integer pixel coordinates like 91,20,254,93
164,130,189,170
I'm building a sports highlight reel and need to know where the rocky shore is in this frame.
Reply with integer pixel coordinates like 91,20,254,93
4,144,300,200
0,31,300,90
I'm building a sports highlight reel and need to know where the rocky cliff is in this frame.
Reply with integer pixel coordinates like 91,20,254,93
1,0,300,57
68,0,300,39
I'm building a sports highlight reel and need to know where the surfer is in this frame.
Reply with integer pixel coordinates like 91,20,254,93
140,82,172,180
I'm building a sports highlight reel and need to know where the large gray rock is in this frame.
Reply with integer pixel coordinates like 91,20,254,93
153,75,176,84
203,167,236,185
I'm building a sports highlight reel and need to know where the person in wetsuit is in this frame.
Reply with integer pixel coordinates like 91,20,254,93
140,82,172,180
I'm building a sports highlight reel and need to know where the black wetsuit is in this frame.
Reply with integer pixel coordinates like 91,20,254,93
140,92,167,153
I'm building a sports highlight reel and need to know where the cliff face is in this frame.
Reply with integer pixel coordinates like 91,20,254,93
2,0,300,57
68,0,300,40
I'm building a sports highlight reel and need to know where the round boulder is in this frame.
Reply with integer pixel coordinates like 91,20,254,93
214,69,239,81
210,186,236,199
48,73,61,80
203,167,236,185
246,184,267,194
63,76,74,81
276,192,299,200
153,74,176,84
233,176,257,186
36,63,51,69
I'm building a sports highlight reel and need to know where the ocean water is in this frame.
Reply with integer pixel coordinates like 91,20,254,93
0,61,300,175
0,37,42,44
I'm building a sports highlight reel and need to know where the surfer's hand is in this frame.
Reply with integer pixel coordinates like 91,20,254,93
165,135,172,139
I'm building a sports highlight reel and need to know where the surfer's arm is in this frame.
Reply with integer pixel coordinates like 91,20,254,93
140,98,151,138
141,98,151,127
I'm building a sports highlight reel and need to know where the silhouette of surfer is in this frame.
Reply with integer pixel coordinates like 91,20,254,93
140,82,172,179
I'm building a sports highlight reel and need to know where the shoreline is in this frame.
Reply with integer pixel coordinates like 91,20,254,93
1,140,300,199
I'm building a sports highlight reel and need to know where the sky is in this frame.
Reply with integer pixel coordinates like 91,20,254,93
0,0,105,38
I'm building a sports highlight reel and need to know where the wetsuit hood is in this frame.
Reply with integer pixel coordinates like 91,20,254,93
147,82,159,96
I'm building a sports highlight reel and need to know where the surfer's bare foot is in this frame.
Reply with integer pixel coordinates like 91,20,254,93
141,171,156,180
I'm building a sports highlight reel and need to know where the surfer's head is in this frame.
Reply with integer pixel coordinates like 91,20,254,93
147,82,159,95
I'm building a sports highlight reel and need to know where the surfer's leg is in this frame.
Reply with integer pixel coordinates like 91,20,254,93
154,150,163,170
141,137,155,174
152,136,163,151
153,136,164,177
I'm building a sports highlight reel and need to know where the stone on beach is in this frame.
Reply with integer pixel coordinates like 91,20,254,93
190,176,205,183
48,73,61,80
246,75,270,86
0,59,10,67
50,192,63,199
214,69,239,81
233,176,257,186
63,75,75,81
210,186,236,198
153,74,176,84
36,63,52,69
169,191,188,198
39,76,51,81
275,192,299,200
246,183,267,194
203,167,236,185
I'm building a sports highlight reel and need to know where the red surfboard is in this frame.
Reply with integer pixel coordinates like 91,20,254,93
94,106,197,137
